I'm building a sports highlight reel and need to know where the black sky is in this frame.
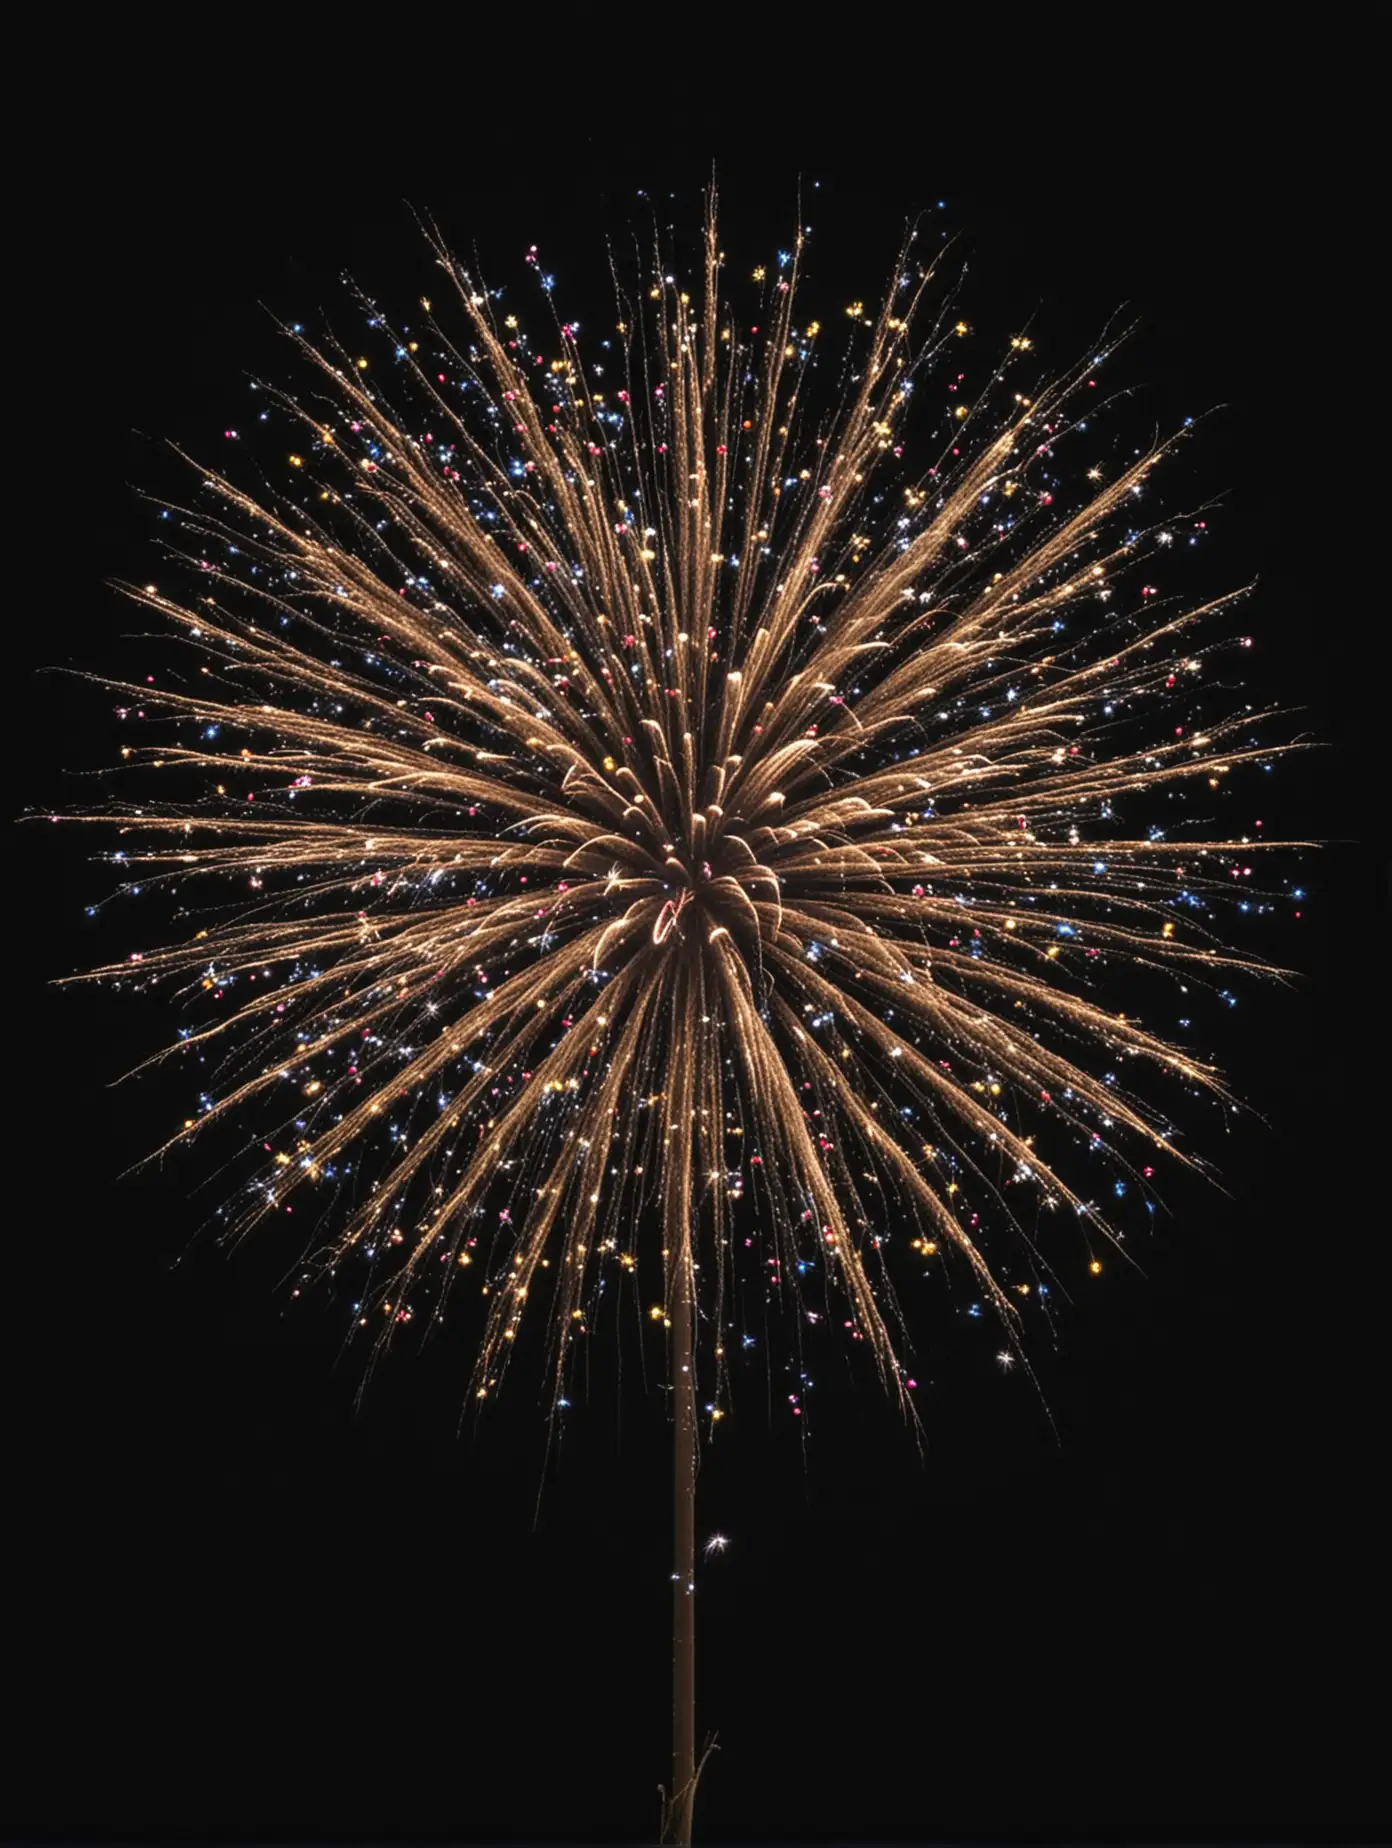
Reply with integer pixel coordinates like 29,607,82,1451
13,18,1375,1846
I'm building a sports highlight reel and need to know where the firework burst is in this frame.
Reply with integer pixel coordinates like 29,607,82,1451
65,198,1290,1439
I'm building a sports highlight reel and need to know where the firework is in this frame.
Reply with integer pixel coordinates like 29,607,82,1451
61,194,1292,1841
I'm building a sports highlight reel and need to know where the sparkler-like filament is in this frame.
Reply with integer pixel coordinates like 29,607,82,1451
67,199,1291,1430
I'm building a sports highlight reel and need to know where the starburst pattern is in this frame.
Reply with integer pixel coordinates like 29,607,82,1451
66,202,1291,1422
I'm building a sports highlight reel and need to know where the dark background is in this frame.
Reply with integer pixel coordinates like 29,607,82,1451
13,18,1374,1846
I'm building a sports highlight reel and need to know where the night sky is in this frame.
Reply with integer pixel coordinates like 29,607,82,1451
13,25,1373,1846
